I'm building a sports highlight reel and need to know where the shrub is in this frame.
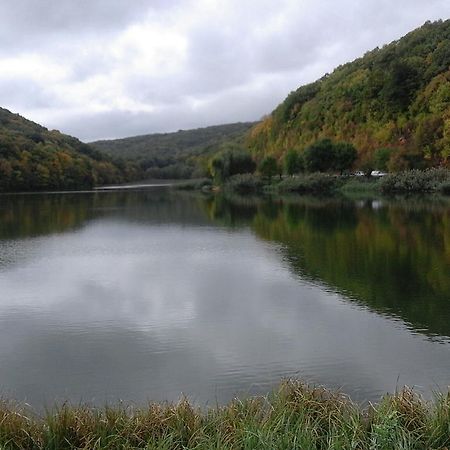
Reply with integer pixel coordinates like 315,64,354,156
278,173,339,194
380,168,450,194
223,174,264,194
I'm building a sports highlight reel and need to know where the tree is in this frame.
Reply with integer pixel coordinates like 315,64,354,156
373,148,394,171
209,149,256,182
209,153,229,182
333,142,357,174
304,139,335,172
228,150,256,176
259,156,278,181
284,150,303,175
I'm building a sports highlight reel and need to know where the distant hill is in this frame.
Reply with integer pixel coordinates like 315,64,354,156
90,122,256,179
247,19,450,170
0,108,138,192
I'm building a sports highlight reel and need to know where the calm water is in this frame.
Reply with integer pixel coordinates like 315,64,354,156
0,188,449,408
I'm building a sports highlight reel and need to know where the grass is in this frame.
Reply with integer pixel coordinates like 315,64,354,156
339,177,382,195
0,381,448,449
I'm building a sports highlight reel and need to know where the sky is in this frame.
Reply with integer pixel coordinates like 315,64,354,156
0,0,448,141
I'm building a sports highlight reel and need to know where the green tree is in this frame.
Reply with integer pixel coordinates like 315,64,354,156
374,148,394,171
333,142,357,174
209,153,229,182
209,149,256,182
228,150,256,176
304,139,335,173
284,150,303,175
259,156,278,181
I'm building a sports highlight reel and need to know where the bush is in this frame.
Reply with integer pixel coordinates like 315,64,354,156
380,168,450,194
278,173,340,195
223,174,264,194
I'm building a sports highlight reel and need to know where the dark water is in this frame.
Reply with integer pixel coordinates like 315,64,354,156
0,189,449,408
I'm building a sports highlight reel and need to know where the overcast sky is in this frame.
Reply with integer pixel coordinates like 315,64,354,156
0,0,448,141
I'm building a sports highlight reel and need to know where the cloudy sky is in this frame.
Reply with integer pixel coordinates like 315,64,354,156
0,0,448,141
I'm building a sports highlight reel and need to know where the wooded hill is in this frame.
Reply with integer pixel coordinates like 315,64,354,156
90,122,255,179
0,108,138,192
247,19,450,171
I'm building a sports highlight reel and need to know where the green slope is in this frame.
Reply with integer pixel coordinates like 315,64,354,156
0,108,138,192
90,122,256,179
247,19,450,170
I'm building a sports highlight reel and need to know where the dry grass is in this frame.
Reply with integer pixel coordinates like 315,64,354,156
0,381,448,449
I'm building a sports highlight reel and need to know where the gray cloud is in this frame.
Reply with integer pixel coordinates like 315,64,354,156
0,77,57,109
0,0,448,140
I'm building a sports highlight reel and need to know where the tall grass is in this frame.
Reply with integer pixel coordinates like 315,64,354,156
0,381,448,449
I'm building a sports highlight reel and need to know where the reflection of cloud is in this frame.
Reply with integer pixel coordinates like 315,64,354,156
0,0,447,139
0,220,449,409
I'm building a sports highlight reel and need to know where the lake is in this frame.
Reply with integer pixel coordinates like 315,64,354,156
0,188,449,409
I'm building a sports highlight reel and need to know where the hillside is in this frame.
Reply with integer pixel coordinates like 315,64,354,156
0,108,138,192
247,19,450,170
90,122,255,179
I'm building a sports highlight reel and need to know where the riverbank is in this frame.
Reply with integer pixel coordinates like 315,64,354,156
175,169,450,197
1,381,449,449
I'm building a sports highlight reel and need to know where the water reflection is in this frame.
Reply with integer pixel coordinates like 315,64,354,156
207,194,450,340
0,190,449,408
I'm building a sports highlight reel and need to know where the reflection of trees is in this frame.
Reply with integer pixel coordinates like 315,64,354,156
0,190,212,240
208,194,450,340
0,194,94,239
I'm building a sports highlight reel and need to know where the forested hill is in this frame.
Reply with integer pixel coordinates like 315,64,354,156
0,108,138,192
247,19,450,170
90,122,255,179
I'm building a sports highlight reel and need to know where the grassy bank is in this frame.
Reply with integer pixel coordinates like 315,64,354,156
0,381,449,449
195,169,450,198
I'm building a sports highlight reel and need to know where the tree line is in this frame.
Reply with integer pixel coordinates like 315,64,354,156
208,139,363,182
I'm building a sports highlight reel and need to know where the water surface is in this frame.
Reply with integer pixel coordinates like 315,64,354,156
0,189,449,408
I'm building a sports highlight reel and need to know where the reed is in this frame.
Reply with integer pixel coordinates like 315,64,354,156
0,381,448,449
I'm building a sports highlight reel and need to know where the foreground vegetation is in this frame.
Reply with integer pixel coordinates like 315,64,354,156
0,381,448,449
